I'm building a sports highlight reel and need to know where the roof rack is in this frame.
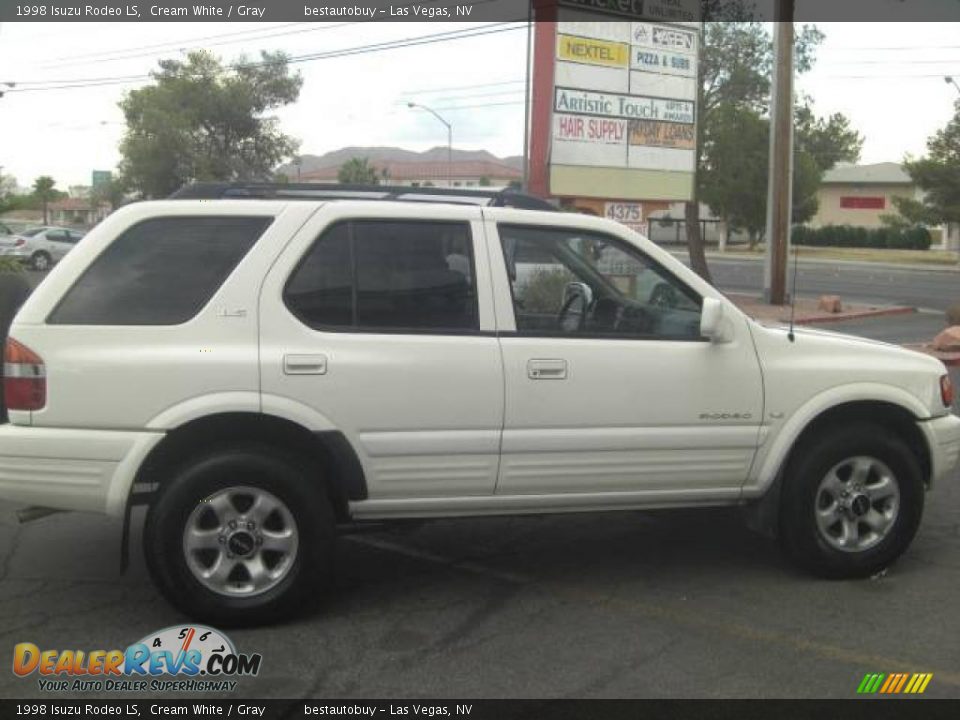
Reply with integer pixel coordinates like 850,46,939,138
169,182,557,211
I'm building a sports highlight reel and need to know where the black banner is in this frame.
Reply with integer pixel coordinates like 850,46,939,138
1,0,959,22
2,700,960,719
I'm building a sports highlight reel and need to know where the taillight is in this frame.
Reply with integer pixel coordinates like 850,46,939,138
942,375,955,408
14,238,24,247
3,338,46,411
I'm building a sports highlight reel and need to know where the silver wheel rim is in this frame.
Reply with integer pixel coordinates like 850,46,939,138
182,485,299,597
34,254,49,270
814,456,900,553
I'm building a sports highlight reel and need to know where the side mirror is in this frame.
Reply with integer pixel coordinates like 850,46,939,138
700,297,733,343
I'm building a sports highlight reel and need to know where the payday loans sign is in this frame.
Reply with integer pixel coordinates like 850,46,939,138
528,0,700,201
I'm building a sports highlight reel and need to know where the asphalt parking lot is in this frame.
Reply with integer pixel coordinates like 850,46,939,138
1,277,958,700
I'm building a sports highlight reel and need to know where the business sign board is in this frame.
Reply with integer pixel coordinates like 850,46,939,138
559,0,700,23
557,34,630,68
529,0,701,202
91,170,112,188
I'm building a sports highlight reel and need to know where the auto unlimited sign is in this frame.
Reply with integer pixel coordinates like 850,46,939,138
555,87,695,124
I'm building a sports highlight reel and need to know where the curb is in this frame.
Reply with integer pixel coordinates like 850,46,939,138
789,306,917,326
672,251,960,274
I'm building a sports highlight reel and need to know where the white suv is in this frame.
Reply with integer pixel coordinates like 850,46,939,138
1,184,958,625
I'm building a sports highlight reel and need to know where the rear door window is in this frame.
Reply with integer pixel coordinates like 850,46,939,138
284,220,478,333
48,216,272,325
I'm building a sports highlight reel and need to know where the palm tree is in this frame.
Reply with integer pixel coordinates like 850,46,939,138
32,176,57,225
337,157,380,185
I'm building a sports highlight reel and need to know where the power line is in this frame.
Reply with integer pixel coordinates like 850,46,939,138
399,79,525,95
34,0,514,70
404,87,526,103
37,22,316,67
432,99,524,111
36,23,358,71
818,73,960,79
825,58,960,66
4,23,526,95
823,44,960,52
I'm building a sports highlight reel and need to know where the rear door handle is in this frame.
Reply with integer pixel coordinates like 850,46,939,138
527,358,567,380
283,353,327,375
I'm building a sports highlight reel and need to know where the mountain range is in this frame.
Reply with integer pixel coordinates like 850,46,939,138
277,146,524,176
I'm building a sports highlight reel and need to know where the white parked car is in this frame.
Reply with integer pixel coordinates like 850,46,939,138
0,184,957,625
0,225,86,271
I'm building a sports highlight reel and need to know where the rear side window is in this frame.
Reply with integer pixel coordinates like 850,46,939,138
284,220,478,333
48,216,272,325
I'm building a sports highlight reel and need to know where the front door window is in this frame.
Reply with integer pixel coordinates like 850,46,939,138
499,225,703,340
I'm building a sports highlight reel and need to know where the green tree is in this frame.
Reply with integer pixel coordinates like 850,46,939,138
90,176,127,211
337,157,380,185
893,102,960,229
478,176,491,187
701,106,822,247
0,172,16,200
689,21,862,275
32,176,57,225
118,50,302,198
794,106,863,173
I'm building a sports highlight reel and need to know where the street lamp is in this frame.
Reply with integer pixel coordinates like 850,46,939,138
946,76,960,95
407,102,452,187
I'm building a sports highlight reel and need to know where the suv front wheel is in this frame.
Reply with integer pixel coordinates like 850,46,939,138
779,423,924,578
143,447,335,626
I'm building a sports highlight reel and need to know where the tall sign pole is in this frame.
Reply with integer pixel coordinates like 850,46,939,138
764,2,795,305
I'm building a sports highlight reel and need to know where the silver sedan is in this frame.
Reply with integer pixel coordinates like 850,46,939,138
0,226,85,271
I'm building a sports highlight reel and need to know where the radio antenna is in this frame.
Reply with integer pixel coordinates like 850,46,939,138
787,240,799,343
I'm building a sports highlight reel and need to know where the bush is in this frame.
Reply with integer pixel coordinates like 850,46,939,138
0,257,24,274
791,224,931,250
519,267,575,314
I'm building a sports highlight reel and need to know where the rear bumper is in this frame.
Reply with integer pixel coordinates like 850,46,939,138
0,424,163,517
919,413,960,487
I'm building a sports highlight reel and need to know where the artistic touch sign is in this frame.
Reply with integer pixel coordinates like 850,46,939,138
555,88,695,123
531,0,701,201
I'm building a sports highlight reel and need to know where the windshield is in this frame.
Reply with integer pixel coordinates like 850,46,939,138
21,227,46,237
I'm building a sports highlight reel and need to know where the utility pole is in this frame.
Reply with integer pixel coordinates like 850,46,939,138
764,3,795,305
521,8,533,192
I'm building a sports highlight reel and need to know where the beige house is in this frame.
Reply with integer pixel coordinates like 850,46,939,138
47,197,111,229
810,163,920,229
300,159,522,188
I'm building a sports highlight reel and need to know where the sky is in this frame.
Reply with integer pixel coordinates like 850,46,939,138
0,20,958,189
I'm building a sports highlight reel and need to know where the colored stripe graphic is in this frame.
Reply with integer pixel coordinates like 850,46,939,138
858,672,932,694
893,674,909,693
858,673,885,693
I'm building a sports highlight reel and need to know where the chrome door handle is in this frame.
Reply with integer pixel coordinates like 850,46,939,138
527,358,567,380
283,354,328,375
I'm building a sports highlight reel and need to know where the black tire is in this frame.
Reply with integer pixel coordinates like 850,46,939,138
779,422,924,578
29,252,51,272
143,446,335,626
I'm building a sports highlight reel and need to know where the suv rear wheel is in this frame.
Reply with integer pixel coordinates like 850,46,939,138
143,446,335,626
779,423,924,578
